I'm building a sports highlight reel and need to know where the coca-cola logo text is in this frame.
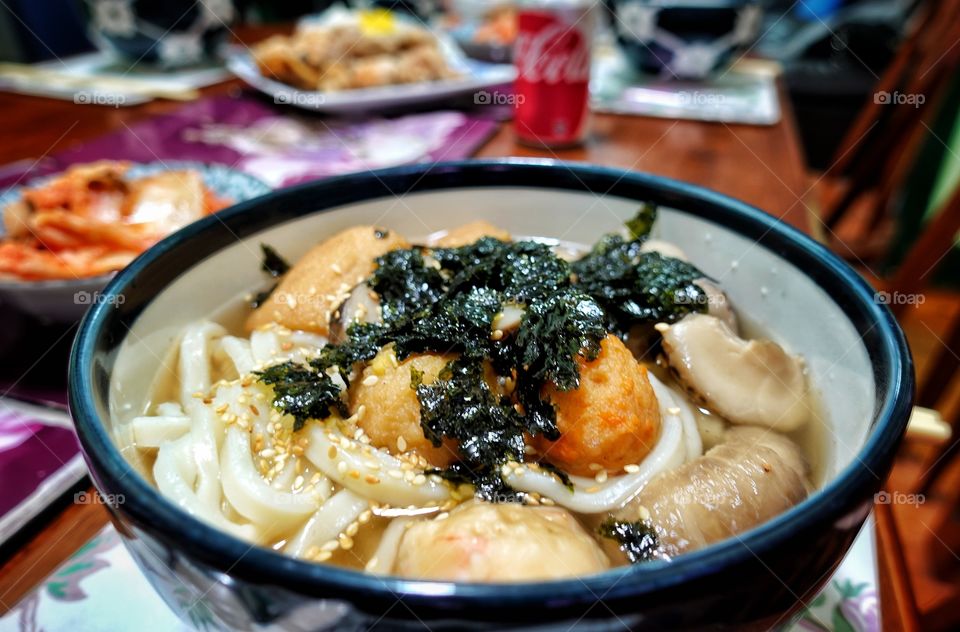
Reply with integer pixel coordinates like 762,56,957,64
515,18,590,85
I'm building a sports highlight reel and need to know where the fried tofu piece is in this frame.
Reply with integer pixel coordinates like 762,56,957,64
429,221,511,247
245,225,408,335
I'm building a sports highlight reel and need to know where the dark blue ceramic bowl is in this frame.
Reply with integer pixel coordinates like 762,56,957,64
69,160,913,630
608,0,762,79
84,0,234,67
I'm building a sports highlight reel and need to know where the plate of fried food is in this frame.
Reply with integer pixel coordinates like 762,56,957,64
0,160,270,321
228,8,516,113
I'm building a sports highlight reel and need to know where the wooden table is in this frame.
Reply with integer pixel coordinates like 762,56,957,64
0,43,816,617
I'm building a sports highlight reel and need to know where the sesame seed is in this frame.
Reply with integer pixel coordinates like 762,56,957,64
260,448,276,458
365,557,379,571
338,533,354,550
624,464,640,473
667,407,681,415
365,474,381,484
215,403,229,414
346,522,359,537
337,461,348,474
305,545,320,558
396,436,408,452
293,475,305,489
491,329,504,341
315,550,332,562
595,471,609,483
331,263,342,274
328,446,338,459
588,463,603,472
358,510,372,524
413,474,426,485
349,469,361,479
540,497,556,506
321,540,339,553
362,374,379,386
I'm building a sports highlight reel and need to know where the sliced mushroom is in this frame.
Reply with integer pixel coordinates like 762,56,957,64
660,313,809,431
695,279,738,332
638,240,738,331
329,283,382,343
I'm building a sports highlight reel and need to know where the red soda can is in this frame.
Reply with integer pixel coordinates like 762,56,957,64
513,0,594,148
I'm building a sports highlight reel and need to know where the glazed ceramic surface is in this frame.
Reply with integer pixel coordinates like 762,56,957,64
609,0,761,79
85,0,234,67
69,160,912,631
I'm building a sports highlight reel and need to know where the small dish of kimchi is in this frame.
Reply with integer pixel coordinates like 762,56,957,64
0,160,270,321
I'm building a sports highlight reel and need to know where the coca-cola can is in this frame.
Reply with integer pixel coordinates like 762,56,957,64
513,0,595,148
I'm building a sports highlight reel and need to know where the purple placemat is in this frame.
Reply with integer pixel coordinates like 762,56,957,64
0,93,498,190
0,400,85,544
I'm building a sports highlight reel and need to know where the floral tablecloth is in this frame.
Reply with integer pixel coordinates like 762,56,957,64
0,517,878,631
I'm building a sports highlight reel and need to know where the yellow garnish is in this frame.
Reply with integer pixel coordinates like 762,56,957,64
358,9,396,36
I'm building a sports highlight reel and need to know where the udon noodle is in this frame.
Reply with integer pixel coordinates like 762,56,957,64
127,213,822,581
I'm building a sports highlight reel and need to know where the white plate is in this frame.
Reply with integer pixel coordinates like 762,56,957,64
226,37,516,114
0,161,271,322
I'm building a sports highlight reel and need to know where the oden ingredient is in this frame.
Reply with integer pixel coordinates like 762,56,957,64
352,348,458,468
533,334,661,476
607,427,809,559
246,225,408,336
395,501,610,581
